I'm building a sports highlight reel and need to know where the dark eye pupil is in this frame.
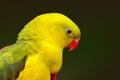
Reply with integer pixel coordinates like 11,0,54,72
67,29,72,34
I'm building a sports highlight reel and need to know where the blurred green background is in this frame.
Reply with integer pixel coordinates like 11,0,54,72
0,0,119,80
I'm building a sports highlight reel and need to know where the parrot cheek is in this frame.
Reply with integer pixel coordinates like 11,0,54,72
67,39,79,51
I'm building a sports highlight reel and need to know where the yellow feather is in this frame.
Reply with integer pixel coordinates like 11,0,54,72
16,13,81,80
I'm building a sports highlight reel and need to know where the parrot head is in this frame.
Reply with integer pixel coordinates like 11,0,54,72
18,13,81,51
38,13,81,51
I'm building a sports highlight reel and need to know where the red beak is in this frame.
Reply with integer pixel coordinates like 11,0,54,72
67,39,79,51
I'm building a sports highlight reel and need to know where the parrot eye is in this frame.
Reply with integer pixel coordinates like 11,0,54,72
66,29,72,34
66,28,73,37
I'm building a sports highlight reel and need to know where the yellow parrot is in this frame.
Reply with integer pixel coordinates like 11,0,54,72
0,13,81,80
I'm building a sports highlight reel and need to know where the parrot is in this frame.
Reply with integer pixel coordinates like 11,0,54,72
0,13,81,80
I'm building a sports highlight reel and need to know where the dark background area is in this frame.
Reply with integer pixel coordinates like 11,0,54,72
0,0,119,80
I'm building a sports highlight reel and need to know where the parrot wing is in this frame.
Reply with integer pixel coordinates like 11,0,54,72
0,41,37,79
0,55,26,80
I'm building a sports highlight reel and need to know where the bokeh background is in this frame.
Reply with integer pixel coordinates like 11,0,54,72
0,0,119,80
